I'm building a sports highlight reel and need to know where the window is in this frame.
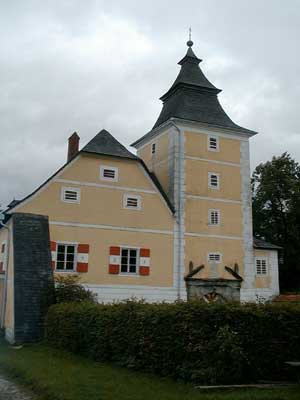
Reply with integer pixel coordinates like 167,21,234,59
100,165,118,182
208,136,219,151
208,253,222,263
209,209,220,225
1,243,5,254
151,142,156,155
62,187,80,204
208,172,220,189
256,258,267,275
120,248,139,274
55,243,77,271
123,194,141,210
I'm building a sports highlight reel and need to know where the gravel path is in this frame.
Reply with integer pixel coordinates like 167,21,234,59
0,374,34,400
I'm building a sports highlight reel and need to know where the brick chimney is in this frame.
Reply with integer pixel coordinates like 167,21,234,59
67,132,80,162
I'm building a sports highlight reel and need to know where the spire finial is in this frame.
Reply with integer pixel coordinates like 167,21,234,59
187,27,193,47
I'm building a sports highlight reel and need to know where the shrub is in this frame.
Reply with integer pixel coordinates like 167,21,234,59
53,275,97,304
45,300,300,384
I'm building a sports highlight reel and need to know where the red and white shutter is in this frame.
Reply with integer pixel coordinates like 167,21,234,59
50,241,56,270
109,246,120,274
77,244,89,273
139,248,150,276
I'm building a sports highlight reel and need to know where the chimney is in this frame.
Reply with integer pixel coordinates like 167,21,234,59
67,132,80,162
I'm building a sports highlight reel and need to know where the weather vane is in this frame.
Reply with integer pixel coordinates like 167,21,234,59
187,27,193,47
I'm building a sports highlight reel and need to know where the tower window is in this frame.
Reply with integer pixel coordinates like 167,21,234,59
100,166,119,182
256,258,267,275
208,136,219,151
208,253,222,263
209,209,220,225
151,142,157,155
208,173,220,189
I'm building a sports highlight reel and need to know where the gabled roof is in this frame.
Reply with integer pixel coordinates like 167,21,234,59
82,129,138,160
7,129,174,214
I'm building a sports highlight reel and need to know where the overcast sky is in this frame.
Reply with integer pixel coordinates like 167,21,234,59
1,0,300,208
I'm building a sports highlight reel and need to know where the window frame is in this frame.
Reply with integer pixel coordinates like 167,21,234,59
208,172,220,189
61,187,81,204
55,242,78,272
120,246,140,275
100,165,119,182
208,135,219,152
207,252,222,263
208,209,220,226
123,194,142,211
255,257,268,275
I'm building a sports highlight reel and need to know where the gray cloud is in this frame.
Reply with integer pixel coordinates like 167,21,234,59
1,0,300,207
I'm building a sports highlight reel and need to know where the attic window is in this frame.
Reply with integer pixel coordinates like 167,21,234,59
208,173,220,189
208,136,219,151
62,187,80,204
151,142,156,155
100,166,118,182
208,253,222,263
123,194,141,210
256,258,267,275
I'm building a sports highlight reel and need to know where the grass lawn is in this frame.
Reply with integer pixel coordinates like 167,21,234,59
0,340,299,400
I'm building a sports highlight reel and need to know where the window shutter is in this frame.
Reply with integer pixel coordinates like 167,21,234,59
50,241,56,270
77,244,89,273
109,246,120,274
139,248,150,276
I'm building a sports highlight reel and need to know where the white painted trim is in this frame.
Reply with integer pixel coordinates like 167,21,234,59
133,127,170,150
185,232,243,240
186,156,240,168
54,178,156,195
186,195,242,205
123,194,142,211
140,257,150,267
77,253,89,263
207,135,219,152
61,186,81,204
7,154,82,213
100,165,119,182
49,220,173,235
208,172,220,190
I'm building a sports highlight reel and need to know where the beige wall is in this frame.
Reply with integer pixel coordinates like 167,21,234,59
50,224,174,286
185,131,241,164
185,236,244,279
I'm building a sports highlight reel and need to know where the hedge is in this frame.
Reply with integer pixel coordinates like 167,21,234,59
45,301,300,384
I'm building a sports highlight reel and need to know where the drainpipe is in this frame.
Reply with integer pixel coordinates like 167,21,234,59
0,219,11,329
169,120,184,300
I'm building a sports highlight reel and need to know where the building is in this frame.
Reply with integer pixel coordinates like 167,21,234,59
0,40,280,318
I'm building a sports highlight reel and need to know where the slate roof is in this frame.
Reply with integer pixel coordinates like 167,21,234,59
82,129,138,160
253,237,282,250
132,41,256,147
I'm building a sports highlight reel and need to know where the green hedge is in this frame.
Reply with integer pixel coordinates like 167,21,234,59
45,301,300,384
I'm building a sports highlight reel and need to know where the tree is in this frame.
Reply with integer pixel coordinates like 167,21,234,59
252,152,300,291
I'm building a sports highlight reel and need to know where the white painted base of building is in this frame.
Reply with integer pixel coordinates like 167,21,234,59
240,288,279,303
86,284,182,303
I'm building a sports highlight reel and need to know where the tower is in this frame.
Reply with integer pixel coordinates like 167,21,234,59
132,39,256,301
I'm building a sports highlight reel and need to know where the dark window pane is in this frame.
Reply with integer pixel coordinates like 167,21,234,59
57,253,65,261
129,265,136,273
67,246,75,254
121,264,127,273
121,257,128,264
130,249,137,257
56,261,64,270
67,254,74,261
66,262,74,270
129,256,136,264
122,249,128,257
57,245,65,253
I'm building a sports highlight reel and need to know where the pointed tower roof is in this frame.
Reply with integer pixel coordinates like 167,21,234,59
138,40,257,137
82,129,138,160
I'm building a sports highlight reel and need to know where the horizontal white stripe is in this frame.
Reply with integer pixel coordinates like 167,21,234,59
77,253,89,263
140,257,150,267
185,232,243,240
86,284,175,291
186,195,242,205
110,255,120,264
54,179,156,195
50,221,173,235
186,156,240,168
51,251,56,261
